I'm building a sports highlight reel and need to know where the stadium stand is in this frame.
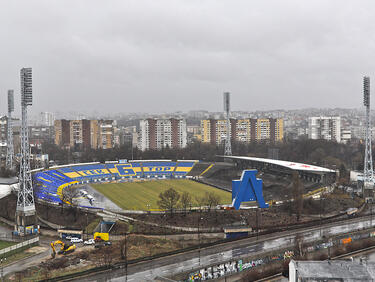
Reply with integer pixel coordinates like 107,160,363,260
127,162,143,177
33,170,78,204
174,161,197,177
186,162,211,176
71,164,112,180
140,161,176,178
33,160,199,204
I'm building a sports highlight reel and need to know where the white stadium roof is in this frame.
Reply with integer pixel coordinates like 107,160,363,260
224,156,336,173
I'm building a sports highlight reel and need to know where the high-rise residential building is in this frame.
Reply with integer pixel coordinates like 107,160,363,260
0,116,8,158
99,120,116,149
0,116,21,158
39,112,55,126
138,118,187,151
308,116,341,143
200,118,283,145
54,119,116,150
54,119,71,149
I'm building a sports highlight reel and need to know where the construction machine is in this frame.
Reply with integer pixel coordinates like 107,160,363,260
50,240,76,258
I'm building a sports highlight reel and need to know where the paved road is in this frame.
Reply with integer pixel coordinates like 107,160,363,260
2,248,50,277
71,215,375,281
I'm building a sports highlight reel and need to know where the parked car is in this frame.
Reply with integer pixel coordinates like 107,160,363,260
70,238,83,243
94,241,112,248
80,190,88,196
84,239,95,245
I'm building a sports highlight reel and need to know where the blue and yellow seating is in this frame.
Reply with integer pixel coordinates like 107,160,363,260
33,160,199,204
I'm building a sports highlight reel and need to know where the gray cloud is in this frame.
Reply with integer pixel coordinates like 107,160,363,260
1,0,375,115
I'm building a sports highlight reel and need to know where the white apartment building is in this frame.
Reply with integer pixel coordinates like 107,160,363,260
308,116,341,143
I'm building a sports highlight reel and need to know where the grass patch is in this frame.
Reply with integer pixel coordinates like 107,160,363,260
0,240,16,250
92,179,231,210
86,218,101,234
1,251,34,266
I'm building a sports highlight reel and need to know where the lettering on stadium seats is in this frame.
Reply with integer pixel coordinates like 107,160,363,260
146,167,173,172
115,165,136,176
79,169,109,176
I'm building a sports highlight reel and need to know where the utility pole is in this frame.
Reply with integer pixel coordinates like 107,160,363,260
125,232,128,282
256,208,259,240
198,213,202,266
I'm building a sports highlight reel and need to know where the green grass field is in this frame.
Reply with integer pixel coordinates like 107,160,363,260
0,240,16,250
92,179,232,210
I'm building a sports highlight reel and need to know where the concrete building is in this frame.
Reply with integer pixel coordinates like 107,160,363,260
187,125,201,143
119,126,138,147
54,119,116,150
39,112,55,127
341,129,352,144
200,118,283,145
308,116,341,142
99,120,115,149
289,259,375,281
138,118,187,151
54,119,71,149
0,116,20,158
0,116,8,158
29,125,54,150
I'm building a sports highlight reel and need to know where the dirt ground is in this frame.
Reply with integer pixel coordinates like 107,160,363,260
8,235,200,281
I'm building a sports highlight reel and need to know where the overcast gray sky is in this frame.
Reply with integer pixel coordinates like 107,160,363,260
1,0,375,115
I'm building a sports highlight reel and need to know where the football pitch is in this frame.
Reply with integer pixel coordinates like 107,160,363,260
91,179,232,210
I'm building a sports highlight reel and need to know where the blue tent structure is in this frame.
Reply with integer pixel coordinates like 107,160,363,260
231,170,269,209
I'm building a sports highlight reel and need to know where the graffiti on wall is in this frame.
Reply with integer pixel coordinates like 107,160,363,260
187,230,374,281
188,251,293,281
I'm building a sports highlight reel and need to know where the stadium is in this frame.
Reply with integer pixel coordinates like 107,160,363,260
31,156,337,211
32,159,225,210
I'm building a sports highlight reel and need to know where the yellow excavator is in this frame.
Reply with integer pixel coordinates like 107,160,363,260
50,240,76,258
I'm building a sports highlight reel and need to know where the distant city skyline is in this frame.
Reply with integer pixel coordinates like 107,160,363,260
1,1,375,115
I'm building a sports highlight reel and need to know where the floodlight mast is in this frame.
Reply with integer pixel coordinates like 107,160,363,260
15,68,37,236
224,92,232,156
363,76,374,201
6,90,14,170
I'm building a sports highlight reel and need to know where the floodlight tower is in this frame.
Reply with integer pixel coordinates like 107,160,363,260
224,92,232,156
15,68,37,236
6,90,14,170
363,76,374,201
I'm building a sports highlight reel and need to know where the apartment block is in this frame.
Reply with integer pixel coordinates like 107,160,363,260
308,116,341,142
54,119,116,150
138,118,187,151
200,118,283,145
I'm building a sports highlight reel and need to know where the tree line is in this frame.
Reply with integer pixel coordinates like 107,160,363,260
157,188,221,215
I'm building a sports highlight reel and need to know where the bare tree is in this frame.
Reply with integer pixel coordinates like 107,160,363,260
180,192,192,215
203,192,221,212
157,188,180,215
195,196,206,212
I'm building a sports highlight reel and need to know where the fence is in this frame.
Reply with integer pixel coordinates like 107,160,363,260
0,237,39,257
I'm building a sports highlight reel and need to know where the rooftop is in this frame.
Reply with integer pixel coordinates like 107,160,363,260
291,260,375,280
